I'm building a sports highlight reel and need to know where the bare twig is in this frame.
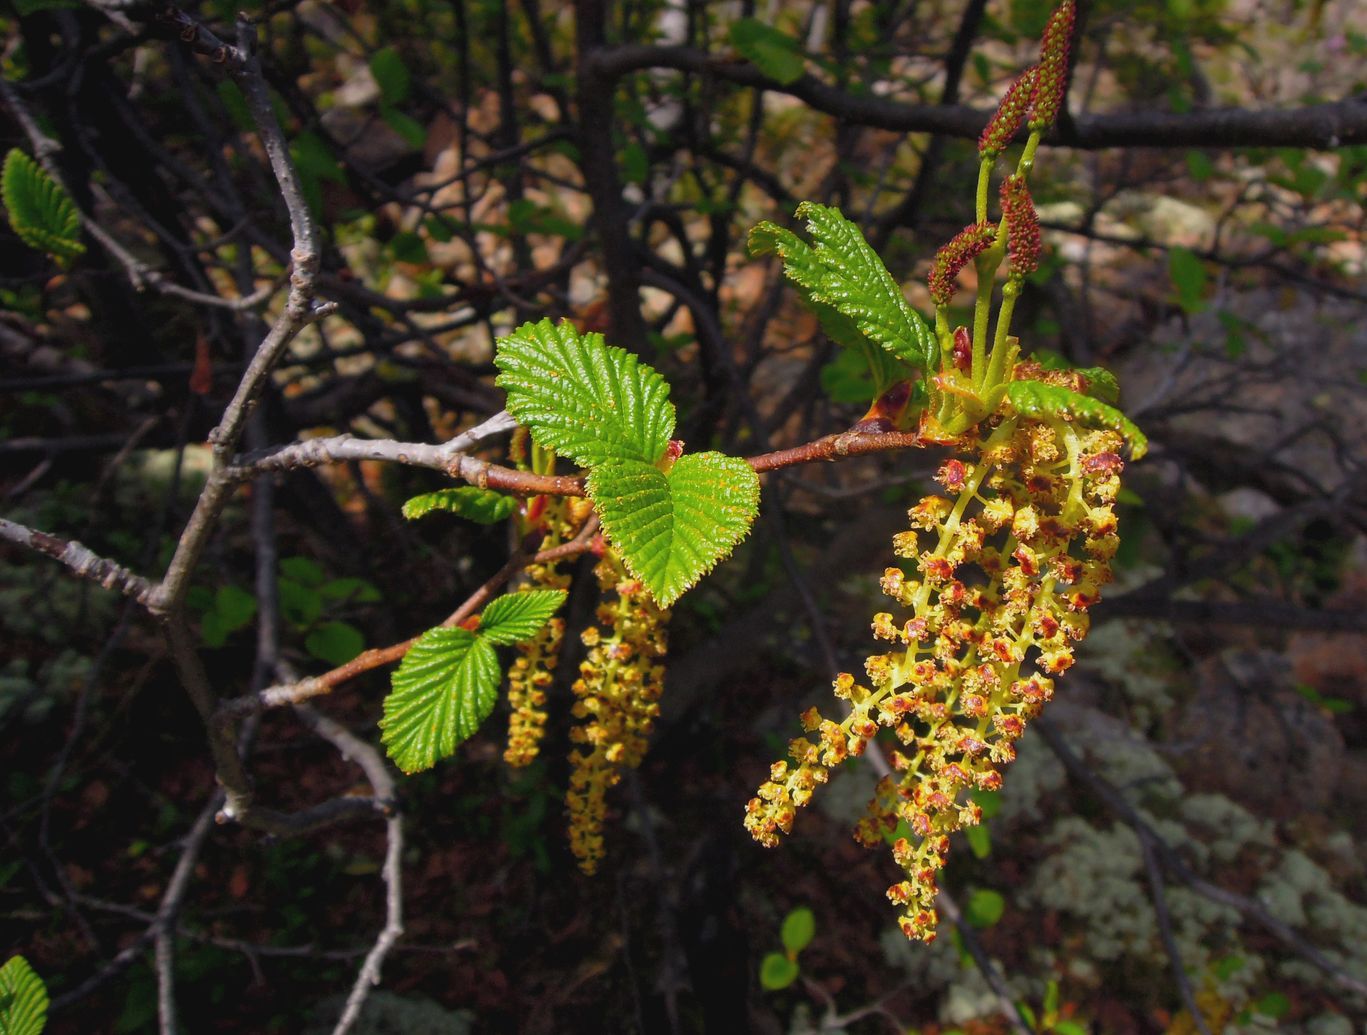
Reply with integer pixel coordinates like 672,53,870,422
0,517,157,604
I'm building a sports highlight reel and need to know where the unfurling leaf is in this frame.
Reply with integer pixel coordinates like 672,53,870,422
751,203,934,373
588,452,759,608
0,955,48,1035
1006,380,1148,458
2,149,84,264
402,486,517,524
494,318,675,467
380,627,500,773
478,589,567,646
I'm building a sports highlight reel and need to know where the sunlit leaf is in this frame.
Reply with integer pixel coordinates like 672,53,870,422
0,955,48,1035
495,319,675,468
478,589,566,646
380,626,500,773
2,149,84,264
402,487,517,524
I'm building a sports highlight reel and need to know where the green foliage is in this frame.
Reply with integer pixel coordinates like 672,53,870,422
0,955,48,1035
495,319,759,606
750,203,935,377
1167,246,1208,314
780,906,815,954
1,149,84,265
964,888,1006,928
402,487,517,524
494,319,675,468
379,590,565,773
587,453,759,608
728,19,806,85
304,622,365,666
194,584,258,648
369,47,411,105
758,952,799,991
1005,381,1149,458
760,906,816,991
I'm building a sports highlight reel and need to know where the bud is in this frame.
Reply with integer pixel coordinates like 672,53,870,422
979,66,1038,159
1000,174,1041,277
1029,0,1075,130
927,222,996,307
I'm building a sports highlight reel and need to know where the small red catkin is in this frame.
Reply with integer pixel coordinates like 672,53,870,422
1029,0,1076,130
1000,175,1041,277
979,67,1038,160
928,222,997,307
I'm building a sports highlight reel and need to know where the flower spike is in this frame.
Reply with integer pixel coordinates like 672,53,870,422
1000,174,1042,277
1029,0,1076,130
979,67,1038,159
928,222,997,307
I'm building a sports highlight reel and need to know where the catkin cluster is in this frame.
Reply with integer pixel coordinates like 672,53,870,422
745,381,1122,941
566,547,671,874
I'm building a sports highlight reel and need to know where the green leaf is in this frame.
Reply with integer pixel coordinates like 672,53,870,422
402,487,517,524
369,47,411,105
380,626,501,773
588,453,759,608
494,318,675,468
965,824,991,859
1005,381,1148,459
214,585,258,630
1052,1022,1089,1035
2,149,84,264
1075,367,1121,405
964,888,1005,928
758,952,799,991
1168,246,1208,314
379,103,427,150
478,589,567,646
277,578,323,628
1252,992,1290,1019
968,788,1001,819
621,140,648,185
305,621,365,666
0,955,48,1035
290,133,345,185
319,577,382,603
750,204,934,372
280,556,326,586
780,907,815,954
728,19,807,85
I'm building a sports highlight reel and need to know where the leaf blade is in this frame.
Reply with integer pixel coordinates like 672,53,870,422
2,149,84,264
0,955,48,1035
494,319,675,467
1006,381,1148,459
479,589,567,646
588,452,759,607
380,627,501,773
401,486,517,524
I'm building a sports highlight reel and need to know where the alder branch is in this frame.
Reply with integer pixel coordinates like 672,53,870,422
588,46,1367,149
0,517,158,605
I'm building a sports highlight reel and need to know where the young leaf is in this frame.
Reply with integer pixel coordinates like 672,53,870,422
0,955,48,1035
758,952,799,991
780,907,816,954
587,453,759,608
728,19,807,85
402,487,517,524
751,204,935,372
478,589,567,646
2,149,84,264
1005,381,1148,459
1075,366,1121,405
494,319,675,467
380,627,500,773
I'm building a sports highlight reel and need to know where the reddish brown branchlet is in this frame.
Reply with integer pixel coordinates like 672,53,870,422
979,66,1038,159
1029,0,1076,130
1000,174,1042,277
928,222,997,307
